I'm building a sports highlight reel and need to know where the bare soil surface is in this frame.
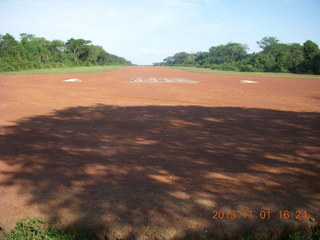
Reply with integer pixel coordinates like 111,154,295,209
0,66,319,239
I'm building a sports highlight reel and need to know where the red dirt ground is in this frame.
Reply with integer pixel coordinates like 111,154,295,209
0,66,319,239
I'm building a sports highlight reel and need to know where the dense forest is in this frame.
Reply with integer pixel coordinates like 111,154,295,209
154,37,320,75
0,33,132,72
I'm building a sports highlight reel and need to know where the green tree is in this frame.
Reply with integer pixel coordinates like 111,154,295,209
286,43,304,73
303,40,320,73
20,33,36,41
161,52,196,66
0,33,132,72
239,53,277,72
65,38,92,61
173,52,189,64
172,52,195,65
208,42,248,64
195,51,210,67
163,56,174,65
0,33,19,53
270,43,290,72
312,54,320,74
157,36,320,75
19,33,52,67
257,36,279,53
48,40,65,62
0,34,30,71
79,45,100,63
257,37,293,72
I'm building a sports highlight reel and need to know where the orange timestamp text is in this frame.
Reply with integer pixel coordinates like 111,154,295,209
212,210,307,220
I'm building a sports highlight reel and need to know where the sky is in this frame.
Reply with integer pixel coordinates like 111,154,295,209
0,0,319,65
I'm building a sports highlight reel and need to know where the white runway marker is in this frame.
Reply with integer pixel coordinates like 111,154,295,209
240,80,259,84
129,78,197,83
63,79,82,82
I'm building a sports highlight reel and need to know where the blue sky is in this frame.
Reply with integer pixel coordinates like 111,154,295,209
0,0,319,65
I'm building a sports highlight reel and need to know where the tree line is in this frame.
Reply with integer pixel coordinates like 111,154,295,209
0,33,132,72
154,37,320,75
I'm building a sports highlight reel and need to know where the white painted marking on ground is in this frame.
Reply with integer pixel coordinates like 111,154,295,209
129,78,197,83
240,80,259,84
63,79,82,82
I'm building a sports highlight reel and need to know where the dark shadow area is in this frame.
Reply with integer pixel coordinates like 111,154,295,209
0,105,319,239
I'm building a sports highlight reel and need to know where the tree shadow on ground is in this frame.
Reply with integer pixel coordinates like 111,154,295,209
0,105,319,239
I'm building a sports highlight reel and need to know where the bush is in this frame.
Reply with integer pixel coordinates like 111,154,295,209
312,54,320,75
211,63,240,71
0,217,91,240
238,64,256,72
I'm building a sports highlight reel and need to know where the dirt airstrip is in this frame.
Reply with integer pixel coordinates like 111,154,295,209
0,66,319,239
